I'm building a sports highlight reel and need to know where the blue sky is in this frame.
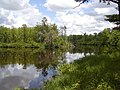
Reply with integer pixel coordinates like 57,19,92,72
0,0,117,35
29,0,55,19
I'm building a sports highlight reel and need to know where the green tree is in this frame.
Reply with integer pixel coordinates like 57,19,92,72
11,27,16,43
105,14,120,30
22,24,27,43
108,30,120,45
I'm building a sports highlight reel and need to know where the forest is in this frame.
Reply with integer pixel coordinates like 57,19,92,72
68,28,120,47
0,17,69,49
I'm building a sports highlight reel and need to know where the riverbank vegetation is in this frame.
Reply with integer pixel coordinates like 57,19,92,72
0,17,70,49
44,47,120,90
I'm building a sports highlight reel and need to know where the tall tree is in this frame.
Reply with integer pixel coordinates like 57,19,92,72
22,24,27,43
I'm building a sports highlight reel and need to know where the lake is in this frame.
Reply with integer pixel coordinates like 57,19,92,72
0,46,120,90
0,48,93,90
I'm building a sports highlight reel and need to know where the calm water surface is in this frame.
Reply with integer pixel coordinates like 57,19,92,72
1,46,120,90
0,48,92,90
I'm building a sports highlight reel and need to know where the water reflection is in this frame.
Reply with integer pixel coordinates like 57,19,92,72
0,49,62,90
0,48,96,90
0,65,37,90
65,52,94,63
0,64,58,90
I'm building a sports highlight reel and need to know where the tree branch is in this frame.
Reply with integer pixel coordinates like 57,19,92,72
73,2,83,9
109,0,118,4
73,0,88,9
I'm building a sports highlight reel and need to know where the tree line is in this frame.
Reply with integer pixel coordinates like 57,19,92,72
68,28,120,46
0,17,69,49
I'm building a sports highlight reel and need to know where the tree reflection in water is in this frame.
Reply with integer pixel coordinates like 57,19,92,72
0,49,65,90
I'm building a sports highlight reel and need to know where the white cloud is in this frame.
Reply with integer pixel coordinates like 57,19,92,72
0,0,48,27
45,0,117,35
0,0,29,10
94,7,117,14
44,0,79,12
11,7,43,27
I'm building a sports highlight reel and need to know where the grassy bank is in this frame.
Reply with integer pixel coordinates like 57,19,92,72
44,54,120,90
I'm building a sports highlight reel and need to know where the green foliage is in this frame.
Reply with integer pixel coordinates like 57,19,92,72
105,14,119,25
44,51,120,90
0,17,70,49
68,28,120,47
105,14,120,30
14,87,24,90
96,80,113,90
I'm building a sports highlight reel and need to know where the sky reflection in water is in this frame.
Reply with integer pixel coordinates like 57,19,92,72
65,52,94,63
0,52,93,90
0,64,58,90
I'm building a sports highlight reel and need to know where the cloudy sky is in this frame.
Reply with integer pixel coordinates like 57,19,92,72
0,0,118,35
